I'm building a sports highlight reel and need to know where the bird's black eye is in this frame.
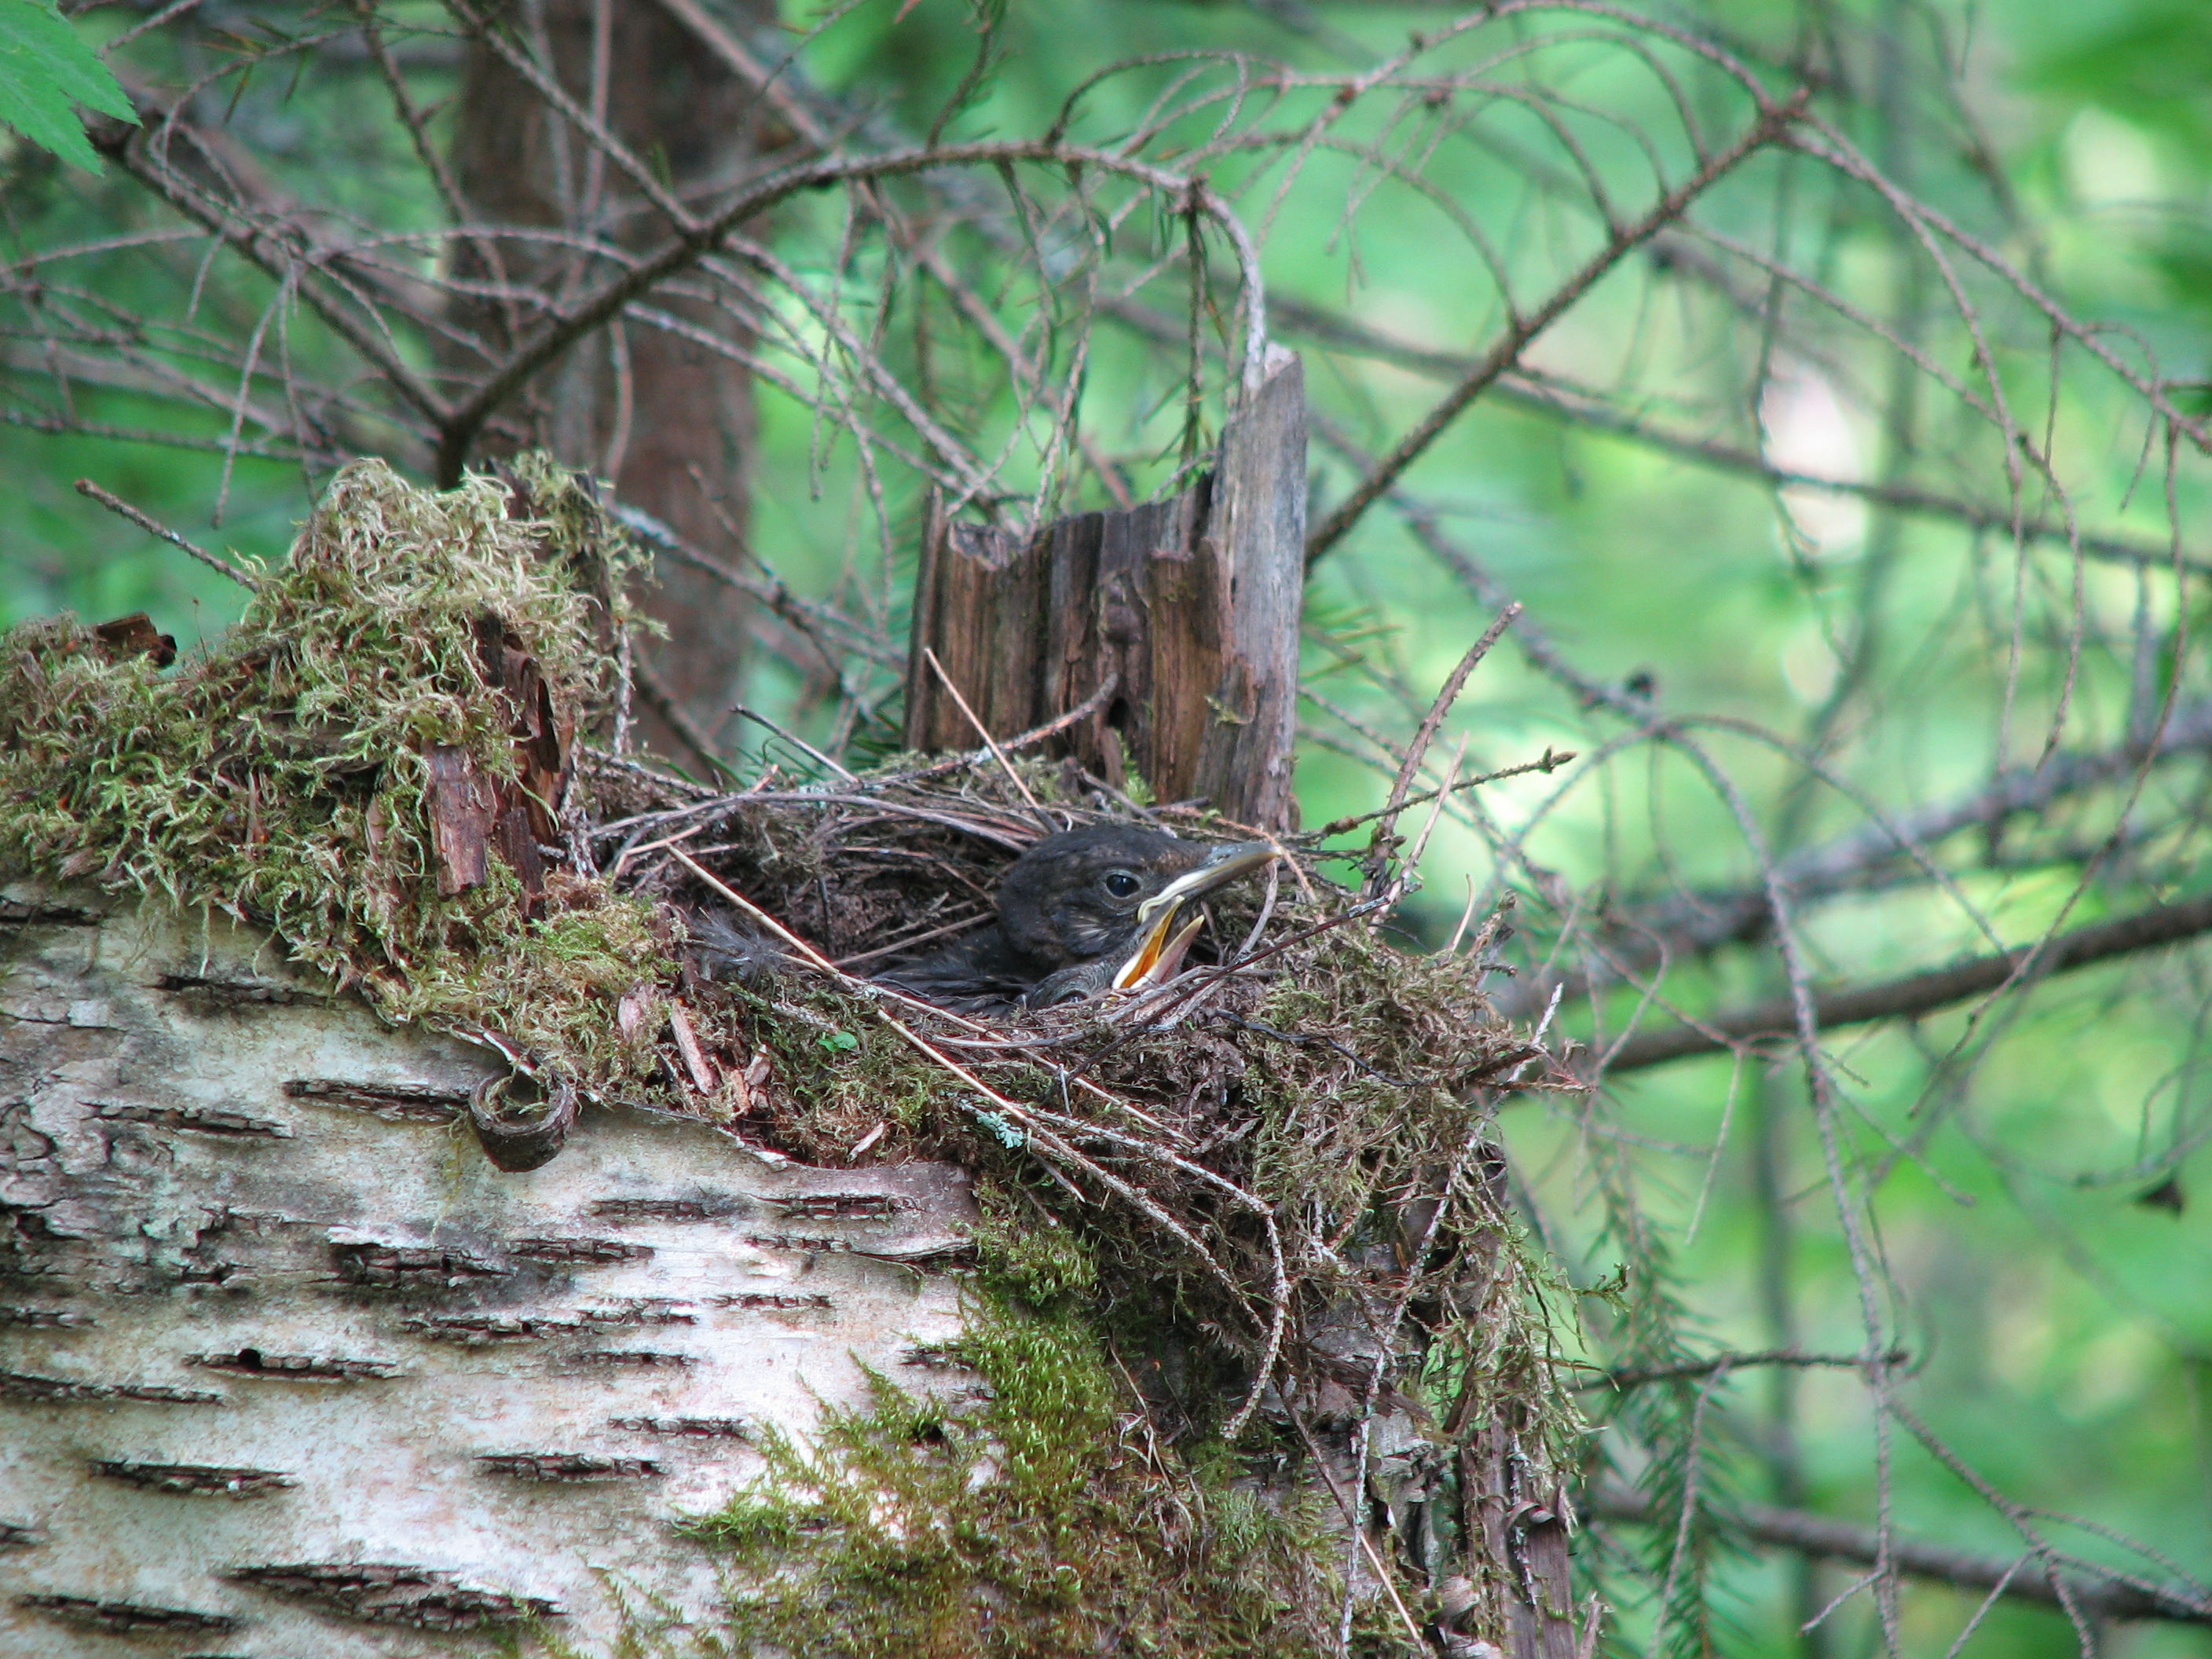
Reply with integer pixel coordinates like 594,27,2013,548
1101,869,1142,899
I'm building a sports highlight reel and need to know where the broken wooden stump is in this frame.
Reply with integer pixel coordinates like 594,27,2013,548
904,350,1307,831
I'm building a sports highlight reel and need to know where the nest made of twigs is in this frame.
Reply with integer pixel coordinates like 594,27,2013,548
579,747,1564,1434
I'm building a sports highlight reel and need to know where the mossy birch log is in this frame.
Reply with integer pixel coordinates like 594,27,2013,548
0,886,975,1655
1,453,1579,1657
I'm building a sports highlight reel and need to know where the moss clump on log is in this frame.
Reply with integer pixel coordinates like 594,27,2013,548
1,460,1583,1657
0,457,674,1094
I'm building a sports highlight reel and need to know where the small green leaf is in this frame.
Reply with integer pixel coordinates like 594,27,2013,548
0,0,138,175
818,1030,859,1053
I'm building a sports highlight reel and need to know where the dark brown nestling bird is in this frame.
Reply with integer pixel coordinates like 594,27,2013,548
877,825,1277,1013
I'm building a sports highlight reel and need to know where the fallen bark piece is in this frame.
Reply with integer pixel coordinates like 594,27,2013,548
423,743,496,895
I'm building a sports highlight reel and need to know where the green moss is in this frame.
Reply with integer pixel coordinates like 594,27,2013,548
969,1180,1098,1309
0,457,673,1098
685,1288,1339,1658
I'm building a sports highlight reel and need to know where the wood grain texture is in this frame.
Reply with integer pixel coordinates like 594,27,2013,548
1192,347,1306,831
904,353,1307,830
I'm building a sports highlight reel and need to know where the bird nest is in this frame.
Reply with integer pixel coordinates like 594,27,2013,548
588,738,1558,1406
0,458,1582,1652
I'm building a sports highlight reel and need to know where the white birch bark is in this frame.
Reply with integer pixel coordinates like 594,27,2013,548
0,884,976,1656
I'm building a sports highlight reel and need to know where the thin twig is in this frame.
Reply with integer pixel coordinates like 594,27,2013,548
1264,299,2210,577
101,0,213,56
74,478,256,589
888,670,1121,785
920,646,1053,826
1581,1347,1909,1393
1588,1487,2212,1624
1310,745,1575,839
1287,1409,1429,1654
1365,606,1520,892
834,909,991,969
731,703,859,783
1306,91,1808,562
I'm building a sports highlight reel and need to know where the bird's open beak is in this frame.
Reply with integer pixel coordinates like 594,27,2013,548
1110,840,1279,993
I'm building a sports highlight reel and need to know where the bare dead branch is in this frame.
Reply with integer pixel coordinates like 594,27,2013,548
1580,1346,1908,1392
72,478,257,589
1584,697,2212,977
1591,1485,2212,1625
5,409,301,463
434,137,1266,483
1606,888,2212,1071
1304,89,1807,564
96,86,451,432
1309,746,1577,840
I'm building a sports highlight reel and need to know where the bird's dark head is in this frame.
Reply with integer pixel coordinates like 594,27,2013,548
995,825,1274,976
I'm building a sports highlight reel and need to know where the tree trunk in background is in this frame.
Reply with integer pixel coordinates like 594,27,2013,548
0,886,975,1654
904,351,1307,831
449,0,771,760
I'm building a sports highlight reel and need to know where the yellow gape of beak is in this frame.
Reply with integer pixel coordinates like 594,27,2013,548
1107,841,1278,994
1111,910,1210,992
